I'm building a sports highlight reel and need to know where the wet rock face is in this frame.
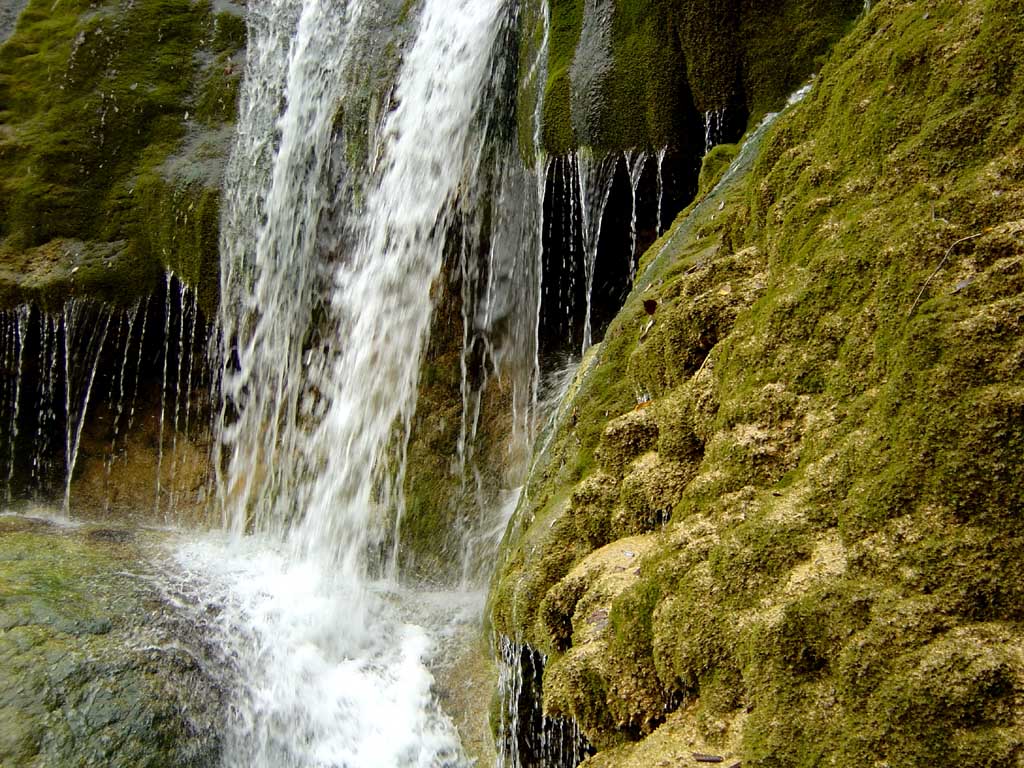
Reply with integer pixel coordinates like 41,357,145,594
0,285,216,521
0,515,222,767
517,0,861,156
495,639,595,768
0,0,27,43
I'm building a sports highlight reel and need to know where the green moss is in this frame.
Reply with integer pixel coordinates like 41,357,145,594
195,53,242,126
835,626,1021,767
211,10,246,54
596,1,692,151
539,0,582,154
493,1,1024,763
697,143,740,197
524,0,860,155
709,517,812,606
0,0,246,309
0,518,222,767
737,0,861,121
652,577,736,697
544,651,620,747
568,472,618,549
540,574,587,652
132,174,222,315
595,409,658,477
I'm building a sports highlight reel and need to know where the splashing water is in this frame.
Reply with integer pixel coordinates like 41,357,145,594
169,535,469,768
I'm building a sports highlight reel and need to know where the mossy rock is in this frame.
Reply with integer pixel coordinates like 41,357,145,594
520,0,861,155
612,452,695,538
569,471,619,549
0,0,246,311
595,408,658,478
492,0,1024,763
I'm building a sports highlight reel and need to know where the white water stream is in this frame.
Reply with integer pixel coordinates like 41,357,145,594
169,535,474,768
194,0,510,764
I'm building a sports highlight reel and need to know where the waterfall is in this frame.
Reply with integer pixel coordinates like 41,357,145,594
216,0,370,543
3,306,27,502
217,0,512,574
191,0,514,764
289,0,511,574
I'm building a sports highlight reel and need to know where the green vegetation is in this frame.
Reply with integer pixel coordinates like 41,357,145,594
0,516,221,766
0,0,245,313
491,0,1024,764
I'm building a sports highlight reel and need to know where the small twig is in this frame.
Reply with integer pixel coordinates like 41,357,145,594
907,231,985,317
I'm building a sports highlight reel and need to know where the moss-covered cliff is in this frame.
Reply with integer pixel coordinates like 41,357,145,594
491,0,1024,764
0,0,244,314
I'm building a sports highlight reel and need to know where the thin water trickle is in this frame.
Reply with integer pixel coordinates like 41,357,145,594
5,307,27,502
182,289,199,442
703,108,726,156
575,149,617,352
62,302,112,514
495,636,590,768
104,301,141,512
125,295,150,439
156,272,173,518
625,148,647,279
31,315,56,492
169,280,189,515
656,146,667,236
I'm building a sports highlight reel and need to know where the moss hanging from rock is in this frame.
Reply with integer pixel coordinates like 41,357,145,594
521,0,861,155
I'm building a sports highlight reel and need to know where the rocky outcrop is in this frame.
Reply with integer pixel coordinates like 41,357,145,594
491,1,1024,764
0,0,237,519
516,0,861,156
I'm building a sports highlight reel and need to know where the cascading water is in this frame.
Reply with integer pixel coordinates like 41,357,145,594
0,0,709,761
702,108,726,156
183,0,515,764
0,282,216,518
0,0,787,763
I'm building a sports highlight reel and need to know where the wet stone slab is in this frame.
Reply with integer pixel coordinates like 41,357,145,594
0,514,223,768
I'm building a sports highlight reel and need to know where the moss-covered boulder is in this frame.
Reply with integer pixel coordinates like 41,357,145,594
491,0,1024,764
0,514,222,766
